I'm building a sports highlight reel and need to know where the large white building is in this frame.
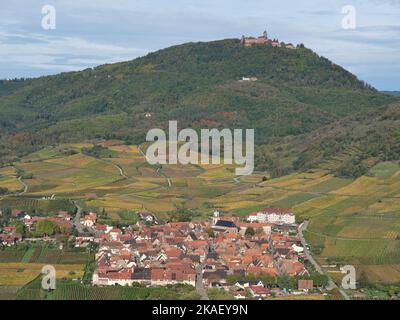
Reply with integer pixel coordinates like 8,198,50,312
247,208,295,225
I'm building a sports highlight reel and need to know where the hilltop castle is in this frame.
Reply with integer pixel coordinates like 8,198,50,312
241,31,296,49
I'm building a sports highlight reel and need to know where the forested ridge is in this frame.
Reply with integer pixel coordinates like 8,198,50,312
0,38,398,177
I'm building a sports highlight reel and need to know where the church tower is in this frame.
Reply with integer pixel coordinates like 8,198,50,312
212,211,220,225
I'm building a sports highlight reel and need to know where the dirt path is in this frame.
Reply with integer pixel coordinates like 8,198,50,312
16,176,28,195
110,162,128,179
138,145,172,188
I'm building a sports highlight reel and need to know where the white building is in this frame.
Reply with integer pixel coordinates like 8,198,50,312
248,208,295,225
247,212,267,223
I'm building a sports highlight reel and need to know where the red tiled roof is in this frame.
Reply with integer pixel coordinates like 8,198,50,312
96,224,107,231
260,208,293,215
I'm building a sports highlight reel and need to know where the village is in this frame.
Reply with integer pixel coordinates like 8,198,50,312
0,203,328,300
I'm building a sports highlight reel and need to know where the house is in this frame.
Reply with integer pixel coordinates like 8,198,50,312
95,223,109,233
249,285,270,298
75,236,94,247
139,211,155,223
93,268,133,286
11,209,24,218
250,208,295,225
83,212,97,228
2,226,15,234
0,233,22,245
292,244,304,254
58,211,72,221
279,260,308,277
235,280,264,289
240,76,258,82
237,222,271,235
247,212,264,223
109,228,123,241
233,290,247,300
298,279,314,291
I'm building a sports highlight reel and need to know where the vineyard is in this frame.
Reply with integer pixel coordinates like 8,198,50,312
2,142,400,284
0,244,92,265
0,198,75,215
17,279,199,300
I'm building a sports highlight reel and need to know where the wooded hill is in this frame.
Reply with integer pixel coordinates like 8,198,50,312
0,38,398,177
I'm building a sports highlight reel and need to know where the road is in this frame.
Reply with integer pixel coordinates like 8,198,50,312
298,221,350,300
195,264,209,300
114,163,128,179
16,176,28,196
0,175,28,200
72,201,84,234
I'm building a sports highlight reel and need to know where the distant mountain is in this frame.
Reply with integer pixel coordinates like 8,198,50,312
383,91,400,97
0,38,397,171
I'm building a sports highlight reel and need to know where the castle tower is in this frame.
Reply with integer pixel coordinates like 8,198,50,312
262,30,268,40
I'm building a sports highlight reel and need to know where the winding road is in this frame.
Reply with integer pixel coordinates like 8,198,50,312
298,221,350,300
16,176,28,195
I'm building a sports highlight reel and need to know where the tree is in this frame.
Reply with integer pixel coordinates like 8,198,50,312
245,227,255,236
14,221,26,237
358,271,369,288
277,275,295,290
206,228,215,238
34,220,58,237
207,288,235,300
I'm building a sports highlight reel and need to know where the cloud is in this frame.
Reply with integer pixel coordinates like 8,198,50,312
0,0,398,89
0,31,147,76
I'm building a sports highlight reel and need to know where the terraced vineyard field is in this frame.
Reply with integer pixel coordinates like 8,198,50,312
16,278,198,300
0,245,91,265
0,166,22,193
2,142,400,283
0,263,85,286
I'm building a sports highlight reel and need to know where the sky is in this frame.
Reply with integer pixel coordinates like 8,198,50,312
0,0,399,90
